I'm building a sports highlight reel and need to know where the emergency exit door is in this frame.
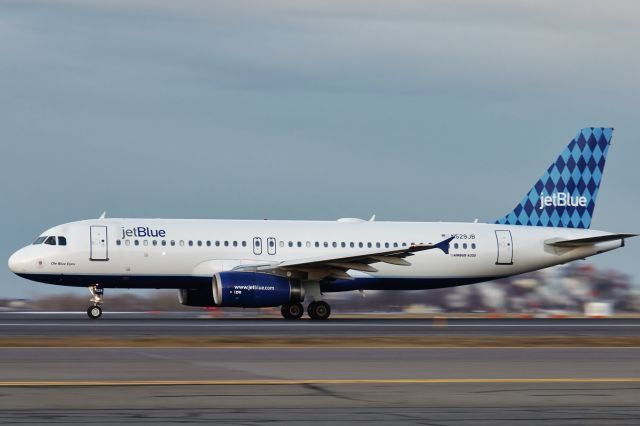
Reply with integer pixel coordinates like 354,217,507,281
495,230,513,265
90,226,109,261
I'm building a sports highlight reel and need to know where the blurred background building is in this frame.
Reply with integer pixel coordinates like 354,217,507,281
1,263,638,316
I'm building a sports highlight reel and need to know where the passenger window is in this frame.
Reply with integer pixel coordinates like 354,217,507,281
341,242,346,248
44,236,56,245
215,241,220,247
288,241,293,247
179,240,184,247
116,240,121,246
279,241,285,247
306,241,311,248
463,243,468,249
162,240,167,246
134,240,139,246
233,241,238,247
471,243,476,249
171,240,176,246
188,240,193,247
332,242,337,248
454,243,459,249
394,242,398,248
143,240,149,246
376,242,381,248
315,242,320,248
152,240,158,246
385,242,389,248
367,242,372,248
242,241,247,247
125,240,131,246
350,242,355,248
297,241,302,248
206,241,211,247
58,237,67,246
33,236,47,245
197,241,202,247
224,241,229,247
324,242,328,248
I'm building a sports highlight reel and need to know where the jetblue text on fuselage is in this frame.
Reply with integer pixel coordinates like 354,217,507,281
539,193,588,209
121,227,166,239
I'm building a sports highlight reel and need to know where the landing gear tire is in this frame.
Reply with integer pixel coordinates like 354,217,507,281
87,305,102,319
281,303,304,320
307,301,331,320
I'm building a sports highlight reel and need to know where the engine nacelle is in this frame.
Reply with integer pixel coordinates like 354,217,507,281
213,271,304,308
179,286,215,307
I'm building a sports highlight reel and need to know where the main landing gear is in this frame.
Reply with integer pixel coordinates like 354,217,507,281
281,302,304,320
280,301,331,320
307,301,331,320
87,285,103,319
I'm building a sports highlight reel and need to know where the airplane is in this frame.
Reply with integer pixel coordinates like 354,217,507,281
7,127,636,320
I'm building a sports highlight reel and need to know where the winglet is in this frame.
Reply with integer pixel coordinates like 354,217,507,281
435,236,455,254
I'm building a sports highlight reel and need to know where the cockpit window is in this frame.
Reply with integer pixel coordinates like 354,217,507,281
33,237,46,245
44,236,57,245
58,236,67,246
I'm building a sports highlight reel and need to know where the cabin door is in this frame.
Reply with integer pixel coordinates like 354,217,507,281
253,237,263,255
495,230,513,265
267,237,276,255
90,226,109,261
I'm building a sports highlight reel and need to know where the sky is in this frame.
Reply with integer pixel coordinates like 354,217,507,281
1,0,639,298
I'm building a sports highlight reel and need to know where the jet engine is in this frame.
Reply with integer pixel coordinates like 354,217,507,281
179,271,304,308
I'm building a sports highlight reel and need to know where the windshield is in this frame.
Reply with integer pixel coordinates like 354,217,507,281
32,236,46,245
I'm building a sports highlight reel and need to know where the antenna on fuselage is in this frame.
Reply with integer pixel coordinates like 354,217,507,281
369,214,376,222
99,211,106,219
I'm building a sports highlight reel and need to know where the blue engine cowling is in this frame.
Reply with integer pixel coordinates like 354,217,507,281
213,271,304,308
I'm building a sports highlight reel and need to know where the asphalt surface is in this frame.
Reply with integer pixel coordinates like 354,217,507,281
1,314,639,424
0,347,639,425
0,345,639,424
1,312,640,337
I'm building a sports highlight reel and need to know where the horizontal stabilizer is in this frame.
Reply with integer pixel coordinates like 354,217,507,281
545,233,637,247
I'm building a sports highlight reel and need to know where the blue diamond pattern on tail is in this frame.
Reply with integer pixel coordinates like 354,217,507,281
494,127,613,229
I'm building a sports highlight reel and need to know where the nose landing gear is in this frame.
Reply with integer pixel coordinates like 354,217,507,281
87,285,103,319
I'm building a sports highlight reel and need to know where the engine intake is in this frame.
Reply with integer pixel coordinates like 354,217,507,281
213,271,304,308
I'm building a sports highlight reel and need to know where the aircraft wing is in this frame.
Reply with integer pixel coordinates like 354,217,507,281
234,236,454,280
545,233,637,248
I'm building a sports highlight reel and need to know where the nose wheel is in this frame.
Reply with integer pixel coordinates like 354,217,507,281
87,285,104,319
87,305,102,319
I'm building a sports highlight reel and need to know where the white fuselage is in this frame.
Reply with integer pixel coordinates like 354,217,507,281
8,218,623,292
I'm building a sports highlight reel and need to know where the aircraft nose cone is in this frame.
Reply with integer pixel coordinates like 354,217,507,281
8,251,23,274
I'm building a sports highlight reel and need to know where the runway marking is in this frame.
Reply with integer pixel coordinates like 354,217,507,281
1,378,640,387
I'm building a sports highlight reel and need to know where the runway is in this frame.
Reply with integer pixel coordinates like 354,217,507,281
0,346,639,424
1,312,640,338
1,314,639,424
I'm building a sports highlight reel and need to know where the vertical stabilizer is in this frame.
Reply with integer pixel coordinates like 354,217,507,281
494,127,613,228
